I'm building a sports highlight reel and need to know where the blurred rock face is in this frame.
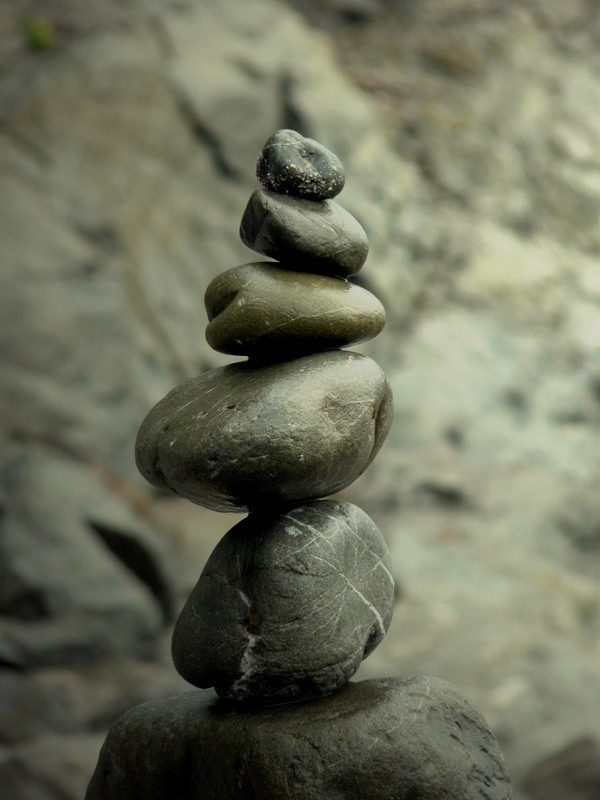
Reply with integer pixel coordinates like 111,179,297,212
1,0,600,797
521,736,600,800
0,0,418,481
0,2,417,796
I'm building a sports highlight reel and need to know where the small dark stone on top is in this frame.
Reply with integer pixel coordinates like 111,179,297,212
256,129,345,200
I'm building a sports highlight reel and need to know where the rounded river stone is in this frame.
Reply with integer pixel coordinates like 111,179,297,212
204,261,386,358
85,676,515,800
240,188,369,277
135,350,393,513
256,129,345,200
172,500,395,704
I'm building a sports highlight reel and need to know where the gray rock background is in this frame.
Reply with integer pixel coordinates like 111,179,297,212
0,0,599,797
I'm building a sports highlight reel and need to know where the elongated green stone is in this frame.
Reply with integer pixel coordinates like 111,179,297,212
205,262,385,358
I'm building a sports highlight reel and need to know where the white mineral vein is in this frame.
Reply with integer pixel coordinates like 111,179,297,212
230,587,261,692
279,511,386,634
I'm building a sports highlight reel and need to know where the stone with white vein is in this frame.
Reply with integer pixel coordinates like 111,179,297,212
171,500,395,704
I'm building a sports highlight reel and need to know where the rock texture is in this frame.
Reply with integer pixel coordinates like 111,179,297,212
136,350,393,512
1,733,107,800
172,500,395,703
351,306,600,785
0,443,170,666
205,261,385,357
521,736,600,800
85,676,513,800
0,671,76,744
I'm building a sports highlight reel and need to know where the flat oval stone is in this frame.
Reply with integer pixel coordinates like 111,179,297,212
86,677,515,800
171,500,395,704
135,350,393,513
239,188,369,278
256,129,345,200
205,262,385,358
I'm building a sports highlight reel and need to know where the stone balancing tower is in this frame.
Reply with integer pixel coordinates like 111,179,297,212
86,131,514,800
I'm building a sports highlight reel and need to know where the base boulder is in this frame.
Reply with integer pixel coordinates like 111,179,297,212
85,676,514,800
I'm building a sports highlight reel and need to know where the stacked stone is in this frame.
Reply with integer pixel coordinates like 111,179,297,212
86,132,515,800
135,129,395,705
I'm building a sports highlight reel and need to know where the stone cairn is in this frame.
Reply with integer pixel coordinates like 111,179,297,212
86,131,514,799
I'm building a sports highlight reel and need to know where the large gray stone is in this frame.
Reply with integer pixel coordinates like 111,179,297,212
85,676,514,800
240,188,369,277
204,261,385,358
172,500,394,704
135,350,393,512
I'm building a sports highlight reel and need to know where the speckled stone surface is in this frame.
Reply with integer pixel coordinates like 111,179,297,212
204,261,385,358
256,129,345,200
171,500,395,704
135,350,393,513
239,188,369,277
85,676,515,800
